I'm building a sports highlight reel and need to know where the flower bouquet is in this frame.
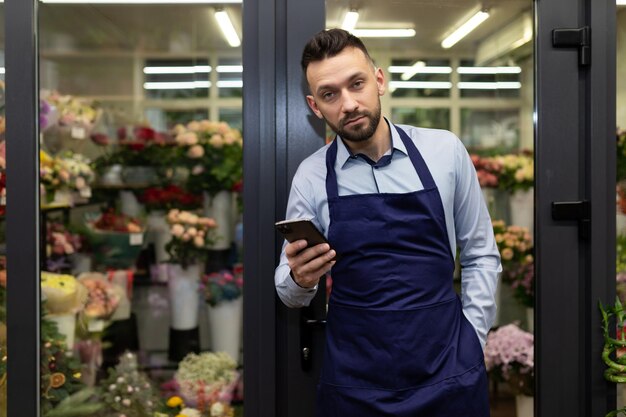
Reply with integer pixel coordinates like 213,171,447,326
46,221,83,273
40,90,100,154
165,209,217,268
140,185,202,212
77,273,121,322
470,154,503,189
40,150,94,205
492,152,534,194
201,267,243,308
174,352,239,412
493,220,534,308
40,272,88,348
484,323,534,396
84,208,144,268
173,120,243,196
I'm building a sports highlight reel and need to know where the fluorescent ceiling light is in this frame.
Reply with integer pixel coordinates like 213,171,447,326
441,10,490,49
216,65,243,73
457,81,521,89
388,81,452,89
41,0,241,3
143,65,211,74
217,80,243,88
457,66,522,74
618,0,626,5
341,10,359,32
388,66,452,74
400,61,425,81
352,29,416,38
143,81,211,90
215,9,241,47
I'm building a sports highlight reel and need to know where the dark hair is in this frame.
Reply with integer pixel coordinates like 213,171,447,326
301,28,373,74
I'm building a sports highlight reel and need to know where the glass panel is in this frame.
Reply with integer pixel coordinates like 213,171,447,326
615,4,626,414
460,108,520,151
325,1,534,414
391,107,450,130
39,3,243,416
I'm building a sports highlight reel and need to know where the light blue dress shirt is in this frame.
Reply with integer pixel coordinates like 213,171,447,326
274,119,502,347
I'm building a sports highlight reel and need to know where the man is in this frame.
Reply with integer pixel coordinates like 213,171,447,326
274,28,501,416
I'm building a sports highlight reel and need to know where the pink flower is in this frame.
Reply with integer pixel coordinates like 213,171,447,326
187,144,205,159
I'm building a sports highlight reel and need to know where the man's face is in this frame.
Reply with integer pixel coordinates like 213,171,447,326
305,47,386,143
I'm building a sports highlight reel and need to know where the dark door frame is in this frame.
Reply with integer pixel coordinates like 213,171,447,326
242,0,326,416
1,0,619,416
5,0,41,416
535,0,615,415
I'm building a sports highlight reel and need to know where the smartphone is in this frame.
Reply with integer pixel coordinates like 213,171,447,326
275,218,338,260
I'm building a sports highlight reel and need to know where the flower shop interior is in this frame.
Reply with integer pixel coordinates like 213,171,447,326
0,0,624,417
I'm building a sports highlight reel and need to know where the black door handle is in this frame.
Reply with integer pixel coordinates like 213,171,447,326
300,306,326,371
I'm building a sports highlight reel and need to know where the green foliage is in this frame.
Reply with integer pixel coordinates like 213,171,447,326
43,388,103,417
41,316,86,416
97,352,162,417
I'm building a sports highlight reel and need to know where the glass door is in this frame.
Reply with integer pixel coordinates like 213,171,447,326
34,2,245,416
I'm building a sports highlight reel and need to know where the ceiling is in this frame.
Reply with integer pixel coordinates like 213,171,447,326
27,0,531,57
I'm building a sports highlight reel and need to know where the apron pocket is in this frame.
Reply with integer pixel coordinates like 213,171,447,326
321,298,483,390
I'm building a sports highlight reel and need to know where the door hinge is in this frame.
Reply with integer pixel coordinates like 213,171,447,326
551,200,590,239
552,26,590,66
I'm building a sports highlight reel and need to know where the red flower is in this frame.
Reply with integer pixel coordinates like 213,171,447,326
90,132,109,146
232,179,243,193
134,127,156,142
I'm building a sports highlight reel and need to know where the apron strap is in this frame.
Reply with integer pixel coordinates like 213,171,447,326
325,125,437,198
395,125,437,190
325,138,340,199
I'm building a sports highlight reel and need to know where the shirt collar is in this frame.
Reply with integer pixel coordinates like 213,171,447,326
335,117,408,169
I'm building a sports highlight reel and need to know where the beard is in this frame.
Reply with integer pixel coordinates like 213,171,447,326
325,100,382,143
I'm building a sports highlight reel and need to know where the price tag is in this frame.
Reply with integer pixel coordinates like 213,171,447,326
88,319,105,332
71,126,86,140
130,233,143,246
79,187,92,199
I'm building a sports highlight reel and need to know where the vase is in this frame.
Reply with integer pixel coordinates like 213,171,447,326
52,188,73,206
146,211,172,282
99,164,123,186
46,312,77,349
515,394,534,417
203,190,236,250
526,307,534,333
119,190,143,218
122,166,158,186
207,297,243,363
168,263,202,330
509,188,534,234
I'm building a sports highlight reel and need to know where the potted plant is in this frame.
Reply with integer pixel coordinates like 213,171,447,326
164,208,217,361
201,265,244,362
484,323,534,417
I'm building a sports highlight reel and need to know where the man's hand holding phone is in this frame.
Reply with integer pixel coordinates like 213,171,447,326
275,219,337,288
285,240,336,288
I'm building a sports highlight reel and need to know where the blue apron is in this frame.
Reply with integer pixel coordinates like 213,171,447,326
316,126,489,416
